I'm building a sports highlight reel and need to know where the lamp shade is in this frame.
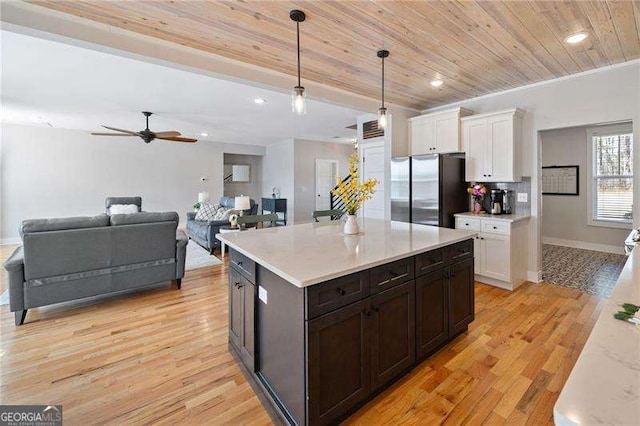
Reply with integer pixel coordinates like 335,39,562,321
235,195,251,211
198,192,210,203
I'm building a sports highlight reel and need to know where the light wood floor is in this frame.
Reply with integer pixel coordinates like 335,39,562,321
0,245,604,425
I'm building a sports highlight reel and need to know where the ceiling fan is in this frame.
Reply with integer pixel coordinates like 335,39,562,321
91,111,198,144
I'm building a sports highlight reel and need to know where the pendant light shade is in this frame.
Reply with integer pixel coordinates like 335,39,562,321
290,10,307,115
377,50,389,130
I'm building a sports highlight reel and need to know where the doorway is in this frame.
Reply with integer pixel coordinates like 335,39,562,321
315,159,338,213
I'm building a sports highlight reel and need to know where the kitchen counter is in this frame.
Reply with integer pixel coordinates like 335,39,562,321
454,211,530,223
554,245,640,425
216,218,476,287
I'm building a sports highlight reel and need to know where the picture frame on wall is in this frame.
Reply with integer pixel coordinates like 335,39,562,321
542,165,579,196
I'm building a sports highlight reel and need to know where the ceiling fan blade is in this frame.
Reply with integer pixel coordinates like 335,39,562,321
101,125,142,136
158,136,198,143
153,131,181,138
91,132,136,136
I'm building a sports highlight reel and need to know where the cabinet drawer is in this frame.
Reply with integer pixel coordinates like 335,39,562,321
229,249,256,283
415,248,446,277
445,239,474,263
370,257,415,294
455,217,481,231
306,271,370,319
481,220,510,235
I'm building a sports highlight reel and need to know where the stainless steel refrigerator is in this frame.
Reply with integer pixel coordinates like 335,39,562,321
391,155,467,228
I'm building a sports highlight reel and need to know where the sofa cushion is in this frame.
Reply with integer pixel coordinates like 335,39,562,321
20,214,109,237
110,212,179,226
109,204,139,215
187,220,210,242
195,203,220,221
213,207,238,221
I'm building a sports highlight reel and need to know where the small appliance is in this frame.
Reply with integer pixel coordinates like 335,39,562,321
490,189,503,215
502,189,513,214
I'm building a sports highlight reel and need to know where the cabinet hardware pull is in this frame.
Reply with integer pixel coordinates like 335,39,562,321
236,260,243,266
238,284,244,288
335,288,346,296
480,237,484,240
234,281,241,287
493,226,497,229
465,223,469,226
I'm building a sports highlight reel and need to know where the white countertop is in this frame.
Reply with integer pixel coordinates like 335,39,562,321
454,211,531,223
216,219,476,287
554,246,640,426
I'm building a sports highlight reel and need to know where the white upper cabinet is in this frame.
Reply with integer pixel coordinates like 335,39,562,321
409,108,473,155
462,108,524,182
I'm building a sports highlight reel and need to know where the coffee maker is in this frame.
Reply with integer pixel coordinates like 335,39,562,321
502,190,513,214
490,189,503,215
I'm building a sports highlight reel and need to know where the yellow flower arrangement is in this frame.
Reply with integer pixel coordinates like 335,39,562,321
331,151,379,215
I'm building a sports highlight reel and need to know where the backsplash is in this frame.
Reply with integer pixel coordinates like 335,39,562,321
476,177,531,215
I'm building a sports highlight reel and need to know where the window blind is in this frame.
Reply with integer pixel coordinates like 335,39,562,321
593,133,633,222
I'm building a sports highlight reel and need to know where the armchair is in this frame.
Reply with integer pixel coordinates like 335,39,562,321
186,196,257,253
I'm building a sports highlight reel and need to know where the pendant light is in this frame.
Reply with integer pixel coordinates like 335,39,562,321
290,10,307,115
377,50,389,130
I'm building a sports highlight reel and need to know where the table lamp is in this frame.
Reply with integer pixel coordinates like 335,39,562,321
235,195,251,216
198,192,210,204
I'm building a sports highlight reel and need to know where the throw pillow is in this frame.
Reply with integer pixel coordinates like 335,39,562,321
109,204,139,215
213,208,239,221
195,203,220,221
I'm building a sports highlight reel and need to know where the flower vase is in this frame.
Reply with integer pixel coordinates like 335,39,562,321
473,201,483,214
343,214,360,235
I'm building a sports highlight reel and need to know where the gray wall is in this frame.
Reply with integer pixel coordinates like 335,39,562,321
293,139,352,223
541,126,629,250
1,123,265,242
223,153,263,204
262,139,295,222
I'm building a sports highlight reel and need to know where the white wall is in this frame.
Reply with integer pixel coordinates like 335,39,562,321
262,139,295,223
223,153,263,203
425,61,640,280
0,123,265,242
293,139,352,223
541,126,630,252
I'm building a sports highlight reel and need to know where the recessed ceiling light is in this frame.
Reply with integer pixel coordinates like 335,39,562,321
200,132,208,137
254,98,267,105
430,80,444,88
565,32,588,44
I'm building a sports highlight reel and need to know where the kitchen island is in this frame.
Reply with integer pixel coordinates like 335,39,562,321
217,219,477,425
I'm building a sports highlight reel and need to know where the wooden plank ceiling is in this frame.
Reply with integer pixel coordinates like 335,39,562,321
30,0,640,110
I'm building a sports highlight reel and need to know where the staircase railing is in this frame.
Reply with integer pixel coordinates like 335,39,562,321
330,175,354,218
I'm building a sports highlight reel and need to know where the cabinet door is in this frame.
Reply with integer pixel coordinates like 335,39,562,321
434,114,460,153
308,300,370,425
463,118,487,181
240,279,255,370
410,117,435,155
370,281,415,390
487,115,513,182
416,270,449,359
448,259,475,337
228,267,244,349
480,233,511,281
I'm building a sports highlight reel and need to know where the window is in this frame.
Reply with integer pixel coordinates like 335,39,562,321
588,124,633,228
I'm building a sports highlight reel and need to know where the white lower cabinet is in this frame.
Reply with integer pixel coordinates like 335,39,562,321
455,215,528,290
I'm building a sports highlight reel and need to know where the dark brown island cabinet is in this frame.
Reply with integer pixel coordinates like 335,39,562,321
227,239,474,425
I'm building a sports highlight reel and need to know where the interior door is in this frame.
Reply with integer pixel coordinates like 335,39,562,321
361,144,386,220
315,159,338,214
463,119,487,181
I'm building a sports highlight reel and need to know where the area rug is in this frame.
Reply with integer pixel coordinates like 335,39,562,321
185,240,222,271
0,241,221,305
542,244,628,298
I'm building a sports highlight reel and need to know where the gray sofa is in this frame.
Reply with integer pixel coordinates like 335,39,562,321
186,196,257,253
3,211,187,325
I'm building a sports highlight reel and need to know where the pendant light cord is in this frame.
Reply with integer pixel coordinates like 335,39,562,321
297,21,301,87
381,56,385,108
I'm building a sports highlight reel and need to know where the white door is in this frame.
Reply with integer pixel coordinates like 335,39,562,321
410,116,435,155
315,159,338,213
487,115,512,182
480,233,510,281
463,118,487,181
361,144,386,219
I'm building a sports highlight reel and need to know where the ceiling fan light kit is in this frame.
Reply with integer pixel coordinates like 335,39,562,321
290,9,307,116
377,49,389,130
91,111,197,144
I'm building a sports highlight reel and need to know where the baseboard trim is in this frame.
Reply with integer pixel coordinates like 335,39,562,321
542,236,624,255
475,274,514,291
527,270,543,283
1,238,21,246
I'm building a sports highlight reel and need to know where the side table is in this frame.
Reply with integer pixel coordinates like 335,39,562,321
219,226,241,258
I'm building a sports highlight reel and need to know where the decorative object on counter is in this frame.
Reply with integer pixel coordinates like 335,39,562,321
331,151,378,235
229,213,238,229
467,183,487,213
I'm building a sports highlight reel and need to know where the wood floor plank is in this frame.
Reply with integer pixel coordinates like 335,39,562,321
0,245,603,424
